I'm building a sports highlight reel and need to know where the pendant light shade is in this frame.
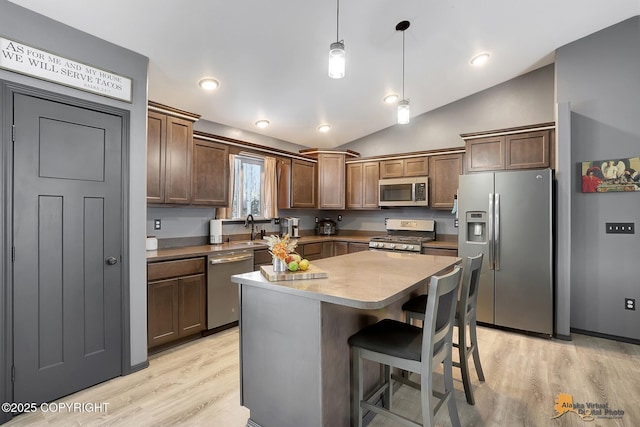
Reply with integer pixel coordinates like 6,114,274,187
328,41,345,79
397,99,410,124
328,0,345,79
396,20,411,124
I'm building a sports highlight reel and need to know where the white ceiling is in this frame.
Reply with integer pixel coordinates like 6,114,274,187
8,0,640,148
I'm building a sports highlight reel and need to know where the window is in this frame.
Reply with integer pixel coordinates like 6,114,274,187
232,155,264,219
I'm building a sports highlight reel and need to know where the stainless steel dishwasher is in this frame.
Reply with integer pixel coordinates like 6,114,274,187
207,250,254,330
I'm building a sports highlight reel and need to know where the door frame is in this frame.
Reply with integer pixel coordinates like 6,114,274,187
0,81,131,420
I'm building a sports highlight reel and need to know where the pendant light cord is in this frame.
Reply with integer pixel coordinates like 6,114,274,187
402,29,405,98
336,0,340,42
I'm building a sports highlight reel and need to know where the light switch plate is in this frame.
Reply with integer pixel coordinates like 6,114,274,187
605,222,634,234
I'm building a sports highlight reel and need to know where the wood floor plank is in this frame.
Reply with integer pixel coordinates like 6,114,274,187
4,326,639,426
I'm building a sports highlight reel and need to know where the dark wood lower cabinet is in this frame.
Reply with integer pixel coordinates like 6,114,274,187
147,257,206,349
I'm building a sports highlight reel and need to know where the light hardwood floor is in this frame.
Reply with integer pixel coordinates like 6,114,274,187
5,326,640,426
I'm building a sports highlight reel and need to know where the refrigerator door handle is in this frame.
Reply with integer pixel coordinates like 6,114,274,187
495,193,500,271
488,193,494,270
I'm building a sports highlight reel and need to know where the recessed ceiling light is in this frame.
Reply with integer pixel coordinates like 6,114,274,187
255,120,270,128
383,94,399,104
198,78,220,90
317,124,331,133
470,52,490,66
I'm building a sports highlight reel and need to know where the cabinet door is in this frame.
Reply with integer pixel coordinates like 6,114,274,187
404,156,428,176
276,159,292,209
348,161,380,209
318,153,345,209
505,130,550,170
430,153,463,209
291,159,316,208
321,242,334,259
465,136,505,172
147,111,166,203
178,274,206,337
165,116,193,204
334,241,348,256
191,138,229,205
362,162,380,208
422,248,458,257
253,248,273,270
301,242,323,261
379,159,404,178
148,279,179,347
346,163,363,208
348,242,370,253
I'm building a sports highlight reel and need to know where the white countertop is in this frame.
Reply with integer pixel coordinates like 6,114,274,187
231,251,461,309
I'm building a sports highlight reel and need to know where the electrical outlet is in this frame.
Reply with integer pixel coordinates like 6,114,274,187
154,219,161,230
338,215,342,221
605,222,634,234
625,298,635,311
315,217,319,223
274,218,280,225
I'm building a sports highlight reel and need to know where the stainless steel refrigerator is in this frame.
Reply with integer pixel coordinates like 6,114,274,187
458,169,553,336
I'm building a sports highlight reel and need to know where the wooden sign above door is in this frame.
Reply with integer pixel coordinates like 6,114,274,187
0,37,132,103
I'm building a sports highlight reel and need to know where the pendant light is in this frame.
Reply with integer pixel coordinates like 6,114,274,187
396,20,410,124
328,0,345,79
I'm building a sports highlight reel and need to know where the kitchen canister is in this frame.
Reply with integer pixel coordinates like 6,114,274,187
146,236,158,251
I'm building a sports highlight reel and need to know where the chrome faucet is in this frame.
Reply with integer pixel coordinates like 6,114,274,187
245,214,255,241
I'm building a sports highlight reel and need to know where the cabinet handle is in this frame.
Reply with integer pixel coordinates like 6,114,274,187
105,256,118,265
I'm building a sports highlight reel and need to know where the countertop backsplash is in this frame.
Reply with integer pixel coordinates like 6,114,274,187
146,206,458,249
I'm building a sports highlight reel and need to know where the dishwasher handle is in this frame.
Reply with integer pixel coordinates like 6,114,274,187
209,253,254,264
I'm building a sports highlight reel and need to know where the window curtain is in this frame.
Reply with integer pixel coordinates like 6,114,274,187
216,153,236,219
262,156,278,219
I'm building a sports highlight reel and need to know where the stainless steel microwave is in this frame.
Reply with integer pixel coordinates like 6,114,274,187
378,177,429,207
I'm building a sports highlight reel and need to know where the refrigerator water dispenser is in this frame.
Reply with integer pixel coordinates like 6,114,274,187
466,211,487,243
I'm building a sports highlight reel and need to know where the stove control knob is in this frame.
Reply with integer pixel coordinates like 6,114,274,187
407,245,414,251
376,242,384,249
401,244,408,250
389,244,396,249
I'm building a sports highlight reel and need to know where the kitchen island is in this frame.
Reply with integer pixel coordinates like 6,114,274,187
230,250,460,427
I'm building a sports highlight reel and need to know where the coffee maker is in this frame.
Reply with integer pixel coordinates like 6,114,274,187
281,217,300,238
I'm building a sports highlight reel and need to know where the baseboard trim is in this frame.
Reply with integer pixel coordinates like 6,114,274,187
129,360,149,374
570,328,640,345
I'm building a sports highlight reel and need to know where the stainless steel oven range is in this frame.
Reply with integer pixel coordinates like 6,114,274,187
368,218,436,252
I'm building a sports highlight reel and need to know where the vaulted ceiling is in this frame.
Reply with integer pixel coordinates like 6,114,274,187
9,0,640,148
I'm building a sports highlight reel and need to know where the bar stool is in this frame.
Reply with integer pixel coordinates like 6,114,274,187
348,266,462,427
402,253,485,405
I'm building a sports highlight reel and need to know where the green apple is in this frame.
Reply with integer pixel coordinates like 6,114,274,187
288,261,299,272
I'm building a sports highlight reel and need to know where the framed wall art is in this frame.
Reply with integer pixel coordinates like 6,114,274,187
581,156,640,193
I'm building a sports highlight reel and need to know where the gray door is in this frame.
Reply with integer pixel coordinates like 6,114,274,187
12,93,123,404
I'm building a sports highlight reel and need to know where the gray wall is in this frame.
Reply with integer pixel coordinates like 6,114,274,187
0,0,149,371
556,16,640,340
339,64,555,157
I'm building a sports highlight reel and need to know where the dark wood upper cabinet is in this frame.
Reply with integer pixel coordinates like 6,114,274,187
164,116,193,204
191,138,229,206
429,153,463,209
276,158,292,209
379,156,428,178
291,159,316,208
146,111,166,204
317,153,345,209
462,123,555,173
146,102,200,204
346,161,379,209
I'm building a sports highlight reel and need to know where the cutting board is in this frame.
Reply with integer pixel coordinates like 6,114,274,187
260,265,328,281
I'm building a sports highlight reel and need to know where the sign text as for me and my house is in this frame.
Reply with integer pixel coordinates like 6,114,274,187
0,37,132,102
